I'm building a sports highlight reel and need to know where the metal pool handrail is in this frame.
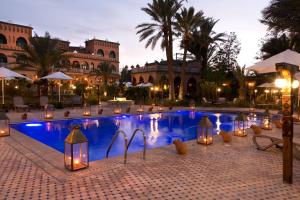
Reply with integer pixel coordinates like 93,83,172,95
106,130,128,164
126,128,147,160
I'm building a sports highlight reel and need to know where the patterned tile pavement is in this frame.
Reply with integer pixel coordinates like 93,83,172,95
1,128,300,200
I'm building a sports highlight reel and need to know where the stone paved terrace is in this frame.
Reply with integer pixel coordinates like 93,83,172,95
0,106,300,199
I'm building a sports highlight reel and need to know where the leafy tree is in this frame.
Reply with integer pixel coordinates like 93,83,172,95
210,32,241,78
120,65,131,83
136,0,184,100
175,6,203,99
233,65,251,101
90,62,116,88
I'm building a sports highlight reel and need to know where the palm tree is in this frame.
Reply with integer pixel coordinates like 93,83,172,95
175,7,203,99
187,17,225,79
14,32,67,77
261,0,300,34
136,0,183,100
14,32,68,96
233,65,251,101
90,62,116,100
259,33,300,59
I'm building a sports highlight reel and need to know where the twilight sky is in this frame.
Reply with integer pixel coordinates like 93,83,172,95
1,0,270,68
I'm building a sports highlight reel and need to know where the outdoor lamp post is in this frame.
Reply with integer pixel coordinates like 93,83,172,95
247,81,256,112
64,126,89,171
44,104,54,120
83,103,91,117
275,62,299,184
197,116,213,145
0,112,10,137
233,113,248,137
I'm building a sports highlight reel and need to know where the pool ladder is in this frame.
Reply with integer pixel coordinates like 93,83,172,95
106,128,147,164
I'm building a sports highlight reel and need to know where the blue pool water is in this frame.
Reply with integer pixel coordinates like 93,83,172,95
11,110,246,162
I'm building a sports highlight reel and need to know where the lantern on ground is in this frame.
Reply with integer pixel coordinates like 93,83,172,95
234,113,248,137
64,126,89,171
197,116,213,145
137,106,144,113
0,112,10,137
114,106,121,114
83,104,91,117
158,106,163,112
261,109,272,130
44,104,54,120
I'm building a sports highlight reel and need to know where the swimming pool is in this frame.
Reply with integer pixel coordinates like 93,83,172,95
11,110,252,162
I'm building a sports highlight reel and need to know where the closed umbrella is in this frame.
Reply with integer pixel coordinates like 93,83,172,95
40,72,73,102
0,67,31,105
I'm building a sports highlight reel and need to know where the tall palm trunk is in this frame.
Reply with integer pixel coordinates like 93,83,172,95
167,23,175,101
200,47,208,79
179,39,188,100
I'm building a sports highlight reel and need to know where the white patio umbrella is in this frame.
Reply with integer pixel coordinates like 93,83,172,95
0,67,31,104
247,49,300,74
40,72,73,102
124,82,132,88
137,82,153,87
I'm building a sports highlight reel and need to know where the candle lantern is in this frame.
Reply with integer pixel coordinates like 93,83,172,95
44,105,54,120
64,126,89,171
158,106,163,112
137,106,144,113
83,104,91,117
0,112,10,137
114,107,121,114
234,113,248,137
197,116,213,145
261,109,272,130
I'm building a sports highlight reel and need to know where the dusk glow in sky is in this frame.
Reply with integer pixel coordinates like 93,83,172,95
1,0,270,68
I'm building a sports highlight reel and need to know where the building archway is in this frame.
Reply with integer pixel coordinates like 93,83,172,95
91,62,94,70
72,61,80,68
174,76,181,99
16,37,27,48
187,77,197,96
139,76,144,84
0,54,8,64
0,34,7,44
97,49,104,57
148,75,154,84
109,51,116,59
82,62,89,70
132,77,137,86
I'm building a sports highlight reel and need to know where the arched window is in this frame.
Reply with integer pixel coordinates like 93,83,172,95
0,34,7,44
132,77,137,86
148,76,154,84
72,61,80,68
174,77,181,99
16,37,27,47
0,54,8,63
109,51,116,59
187,77,197,96
82,62,89,70
139,76,144,84
111,65,116,73
97,49,104,57
91,63,94,70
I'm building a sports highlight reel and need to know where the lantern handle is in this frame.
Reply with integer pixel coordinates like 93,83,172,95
106,130,128,164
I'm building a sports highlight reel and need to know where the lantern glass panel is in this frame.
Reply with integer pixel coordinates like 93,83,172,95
0,118,9,137
197,127,213,145
64,142,89,171
83,104,91,116
234,119,247,136
44,107,54,119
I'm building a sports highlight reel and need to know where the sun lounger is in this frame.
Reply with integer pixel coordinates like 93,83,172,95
13,96,29,112
252,129,300,159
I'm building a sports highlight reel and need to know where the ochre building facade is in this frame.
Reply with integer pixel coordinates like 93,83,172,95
0,21,120,83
